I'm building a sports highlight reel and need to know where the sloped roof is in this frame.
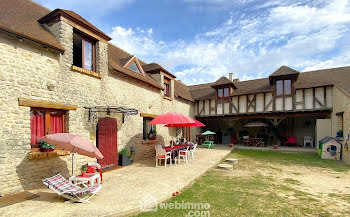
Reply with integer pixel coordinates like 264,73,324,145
319,136,342,145
174,80,194,102
189,66,350,101
270,65,300,77
39,9,111,41
269,65,300,84
120,55,134,67
108,43,163,90
211,76,237,89
0,0,65,52
142,63,176,78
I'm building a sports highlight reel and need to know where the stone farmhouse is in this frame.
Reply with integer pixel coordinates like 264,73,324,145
0,0,350,196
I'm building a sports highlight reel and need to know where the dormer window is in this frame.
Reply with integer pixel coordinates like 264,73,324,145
128,61,141,73
218,87,230,100
164,77,171,97
123,56,145,76
276,80,291,96
73,31,96,72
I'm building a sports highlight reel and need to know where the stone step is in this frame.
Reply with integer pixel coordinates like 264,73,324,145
225,158,238,164
217,164,233,170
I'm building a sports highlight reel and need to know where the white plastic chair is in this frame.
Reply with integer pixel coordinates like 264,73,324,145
155,146,172,168
304,136,314,147
189,144,197,160
178,146,190,164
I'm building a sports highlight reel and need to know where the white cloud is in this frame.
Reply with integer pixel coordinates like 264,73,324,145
35,0,135,14
110,0,350,85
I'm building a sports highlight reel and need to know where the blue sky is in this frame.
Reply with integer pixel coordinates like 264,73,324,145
35,0,350,85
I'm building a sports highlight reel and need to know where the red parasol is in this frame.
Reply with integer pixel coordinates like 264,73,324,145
148,112,195,126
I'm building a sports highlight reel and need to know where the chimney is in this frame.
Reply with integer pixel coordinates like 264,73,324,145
228,73,233,81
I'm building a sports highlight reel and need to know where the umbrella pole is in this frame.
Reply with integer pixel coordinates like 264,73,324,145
72,153,74,175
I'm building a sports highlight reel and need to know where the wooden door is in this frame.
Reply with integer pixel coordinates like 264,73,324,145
97,118,118,169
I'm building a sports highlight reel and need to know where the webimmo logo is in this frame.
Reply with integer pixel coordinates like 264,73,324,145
139,193,158,212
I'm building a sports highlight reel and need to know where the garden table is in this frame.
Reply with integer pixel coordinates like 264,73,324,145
69,173,101,186
202,140,214,149
164,144,193,161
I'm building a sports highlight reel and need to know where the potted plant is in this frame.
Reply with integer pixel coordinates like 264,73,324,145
148,127,157,140
80,164,87,177
118,148,132,166
39,140,56,152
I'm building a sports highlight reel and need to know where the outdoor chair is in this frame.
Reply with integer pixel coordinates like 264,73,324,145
189,143,198,160
243,136,250,146
304,136,314,147
178,146,190,164
284,137,297,146
87,162,103,183
155,145,172,168
43,173,101,203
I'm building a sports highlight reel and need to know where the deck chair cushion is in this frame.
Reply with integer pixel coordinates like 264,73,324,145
43,174,98,196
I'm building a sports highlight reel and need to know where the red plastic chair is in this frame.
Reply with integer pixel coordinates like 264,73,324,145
284,137,296,146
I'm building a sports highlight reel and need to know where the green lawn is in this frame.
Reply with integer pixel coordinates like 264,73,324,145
135,150,350,217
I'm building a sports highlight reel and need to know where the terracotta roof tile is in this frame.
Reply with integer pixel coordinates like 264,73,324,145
174,80,194,102
39,9,111,41
269,65,300,77
142,63,176,78
0,0,64,52
108,43,163,90
211,76,237,89
189,66,350,101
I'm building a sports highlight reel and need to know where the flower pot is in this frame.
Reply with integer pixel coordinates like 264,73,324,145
81,172,86,177
40,148,55,152
149,137,156,140
118,153,132,166
273,145,278,149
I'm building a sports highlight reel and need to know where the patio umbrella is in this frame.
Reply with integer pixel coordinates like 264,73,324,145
41,133,103,174
243,121,268,128
165,120,205,142
148,113,196,142
201,130,216,141
148,112,195,126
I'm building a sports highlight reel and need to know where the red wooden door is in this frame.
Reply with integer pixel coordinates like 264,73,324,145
97,118,118,169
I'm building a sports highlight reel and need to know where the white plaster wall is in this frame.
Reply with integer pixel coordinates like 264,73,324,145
204,100,209,115
239,95,246,113
305,88,313,109
256,93,264,112
232,97,238,113
295,90,303,110
224,102,230,114
315,87,324,109
265,93,273,111
285,97,293,110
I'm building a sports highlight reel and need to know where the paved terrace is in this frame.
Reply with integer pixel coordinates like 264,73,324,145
0,146,232,217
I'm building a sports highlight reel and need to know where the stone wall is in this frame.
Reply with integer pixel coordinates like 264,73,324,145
331,87,350,164
0,19,195,195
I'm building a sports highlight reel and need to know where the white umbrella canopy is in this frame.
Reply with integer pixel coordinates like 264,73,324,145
243,121,268,128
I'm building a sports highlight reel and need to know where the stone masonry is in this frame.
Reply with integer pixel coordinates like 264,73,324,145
0,19,197,195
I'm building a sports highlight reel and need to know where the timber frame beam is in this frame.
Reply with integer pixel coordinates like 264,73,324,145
18,98,78,110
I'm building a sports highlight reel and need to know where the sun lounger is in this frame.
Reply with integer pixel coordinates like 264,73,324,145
43,173,101,203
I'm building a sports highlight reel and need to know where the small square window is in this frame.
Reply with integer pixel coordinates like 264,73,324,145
276,80,283,96
73,31,96,72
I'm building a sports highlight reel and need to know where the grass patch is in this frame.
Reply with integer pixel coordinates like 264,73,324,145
136,171,330,217
284,178,301,185
136,150,350,217
232,150,350,172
